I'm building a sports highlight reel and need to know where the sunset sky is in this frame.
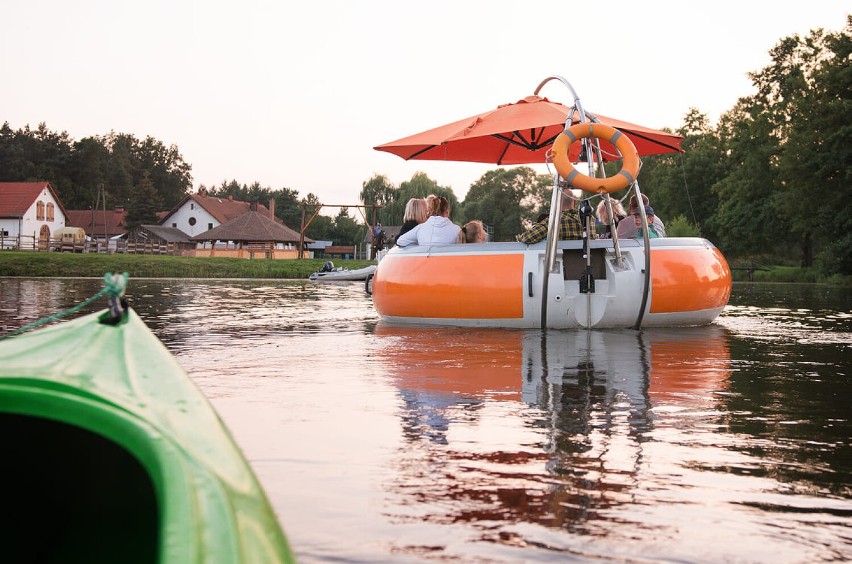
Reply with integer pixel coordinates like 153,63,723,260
2,1,848,206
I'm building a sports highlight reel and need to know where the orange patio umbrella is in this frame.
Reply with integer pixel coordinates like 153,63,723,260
373,94,684,165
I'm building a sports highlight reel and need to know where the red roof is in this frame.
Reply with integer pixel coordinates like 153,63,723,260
191,210,310,243
159,193,272,225
0,182,68,219
65,208,128,237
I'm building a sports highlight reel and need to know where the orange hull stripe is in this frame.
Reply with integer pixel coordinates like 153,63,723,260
374,254,525,319
650,247,732,313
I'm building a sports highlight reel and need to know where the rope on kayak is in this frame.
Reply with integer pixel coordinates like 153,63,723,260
0,272,128,340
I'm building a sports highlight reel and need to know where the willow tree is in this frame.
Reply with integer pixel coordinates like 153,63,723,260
392,172,459,223
359,174,396,225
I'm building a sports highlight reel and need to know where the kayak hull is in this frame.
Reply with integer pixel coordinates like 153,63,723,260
0,309,295,563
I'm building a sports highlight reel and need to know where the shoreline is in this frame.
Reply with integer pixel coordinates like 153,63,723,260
1,251,847,285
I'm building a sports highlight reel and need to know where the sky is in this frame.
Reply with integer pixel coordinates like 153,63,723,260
2,1,848,209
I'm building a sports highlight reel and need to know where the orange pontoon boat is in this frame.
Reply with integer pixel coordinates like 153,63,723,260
372,76,731,329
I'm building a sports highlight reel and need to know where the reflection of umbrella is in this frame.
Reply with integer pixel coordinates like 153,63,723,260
373,95,683,165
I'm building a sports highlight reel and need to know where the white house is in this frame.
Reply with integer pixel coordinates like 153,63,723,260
158,189,275,238
0,182,68,248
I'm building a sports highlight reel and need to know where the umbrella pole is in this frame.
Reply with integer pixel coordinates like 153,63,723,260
536,76,594,329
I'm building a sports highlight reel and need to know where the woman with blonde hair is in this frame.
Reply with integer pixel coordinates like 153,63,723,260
397,198,428,239
458,220,487,243
396,195,460,247
595,198,627,239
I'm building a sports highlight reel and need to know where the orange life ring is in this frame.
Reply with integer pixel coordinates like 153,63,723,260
551,123,640,194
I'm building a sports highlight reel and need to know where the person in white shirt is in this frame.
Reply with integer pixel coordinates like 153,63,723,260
396,195,460,247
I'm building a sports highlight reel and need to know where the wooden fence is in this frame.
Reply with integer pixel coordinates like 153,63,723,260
1,234,363,259
0,235,187,255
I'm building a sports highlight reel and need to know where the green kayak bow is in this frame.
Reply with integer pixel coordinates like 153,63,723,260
0,306,295,563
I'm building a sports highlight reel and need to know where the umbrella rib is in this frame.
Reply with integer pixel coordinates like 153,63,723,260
408,145,439,160
492,129,553,150
626,132,684,153
492,132,531,149
496,144,510,165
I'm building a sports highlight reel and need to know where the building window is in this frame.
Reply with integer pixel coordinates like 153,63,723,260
191,203,195,210
172,223,177,228
208,223,213,230
36,201,45,220
46,202,55,222
188,217,197,226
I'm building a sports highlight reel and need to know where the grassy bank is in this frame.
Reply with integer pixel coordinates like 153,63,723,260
0,251,375,279
731,264,850,285
2,251,848,284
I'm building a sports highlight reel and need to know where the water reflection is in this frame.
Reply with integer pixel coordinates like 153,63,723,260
0,278,100,331
371,326,736,543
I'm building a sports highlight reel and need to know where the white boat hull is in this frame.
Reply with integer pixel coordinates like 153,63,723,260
309,265,377,282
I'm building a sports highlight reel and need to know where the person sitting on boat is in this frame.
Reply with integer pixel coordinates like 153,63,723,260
515,191,583,244
616,194,666,239
595,198,627,239
396,195,460,247
458,220,487,243
620,205,662,239
397,197,429,240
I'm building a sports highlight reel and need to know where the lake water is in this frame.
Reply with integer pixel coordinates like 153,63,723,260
1,278,850,563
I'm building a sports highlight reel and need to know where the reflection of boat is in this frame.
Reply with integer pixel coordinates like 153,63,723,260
371,75,731,329
372,323,732,533
522,325,732,411
374,325,524,400
374,324,731,410
0,308,294,563
309,263,377,282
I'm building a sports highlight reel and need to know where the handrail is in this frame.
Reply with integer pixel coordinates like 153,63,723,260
535,75,648,330
631,182,652,330
538,76,589,329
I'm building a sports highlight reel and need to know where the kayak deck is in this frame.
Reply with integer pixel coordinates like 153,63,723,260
0,308,295,563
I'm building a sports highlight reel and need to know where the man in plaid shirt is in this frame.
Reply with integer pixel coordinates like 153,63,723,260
516,191,583,244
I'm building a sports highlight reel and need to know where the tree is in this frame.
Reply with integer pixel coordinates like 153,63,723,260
125,172,164,229
328,207,361,245
396,172,460,222
461,167,550,241
638,110,727,243
665,214,701,237
711,102,783,257
135,136,192,209
359,175,396,225
738,20,851,268
273,187,302,229
65,137,110,209
299,193,332,241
